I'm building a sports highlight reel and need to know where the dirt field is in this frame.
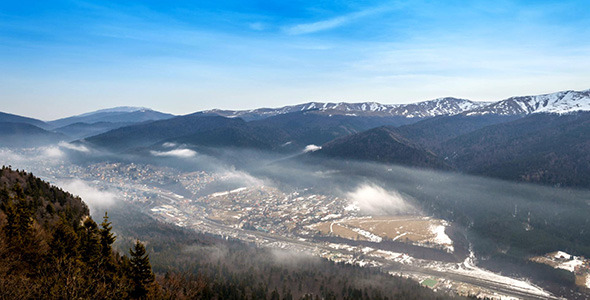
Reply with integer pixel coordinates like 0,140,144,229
312,216,451,246
207,209,242,225
314,222,369,241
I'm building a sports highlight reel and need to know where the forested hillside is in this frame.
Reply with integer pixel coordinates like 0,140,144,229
0,166,157,299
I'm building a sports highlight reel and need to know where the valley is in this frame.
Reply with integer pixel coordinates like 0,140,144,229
4,1,590,298
5,144,589,299
2,88,590,299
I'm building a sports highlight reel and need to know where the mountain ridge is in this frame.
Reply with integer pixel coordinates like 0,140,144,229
465,89,590,116
0,122,67,147
202,88,590,120
204,97,489,120
0,111,50,130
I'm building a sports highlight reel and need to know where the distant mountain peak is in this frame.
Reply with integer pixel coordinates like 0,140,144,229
76,106,153,117
47,106,174,131
465,89,590,116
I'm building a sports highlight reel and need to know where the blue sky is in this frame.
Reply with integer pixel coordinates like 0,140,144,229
1,0,590,120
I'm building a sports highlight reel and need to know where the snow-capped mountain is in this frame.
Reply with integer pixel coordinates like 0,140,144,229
205,89,590,121
466,89,590,116
384,97,490,118
205,98,489,120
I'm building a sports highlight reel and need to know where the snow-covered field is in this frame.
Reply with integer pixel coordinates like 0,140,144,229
428,221,454,252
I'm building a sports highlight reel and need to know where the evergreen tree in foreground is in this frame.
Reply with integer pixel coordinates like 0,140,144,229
100,212,116,270
129,240,155,299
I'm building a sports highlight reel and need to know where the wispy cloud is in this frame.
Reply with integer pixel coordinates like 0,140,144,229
249,22,266,31
150,148,197,158
59,179,117,212
303,144,321,153
283,6,392,35
59,141,90,153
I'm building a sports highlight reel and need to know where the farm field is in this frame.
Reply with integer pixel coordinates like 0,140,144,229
312,216,453,251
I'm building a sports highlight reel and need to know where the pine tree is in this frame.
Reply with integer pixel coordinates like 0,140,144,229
129,240,155,299
1,198,18,240
50,217,79,261
99,212,116,262
79,217,101,265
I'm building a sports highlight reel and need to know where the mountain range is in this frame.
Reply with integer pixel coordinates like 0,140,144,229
0,107,175,144
2,88,590,187
204,97,490,120
203,89,590,119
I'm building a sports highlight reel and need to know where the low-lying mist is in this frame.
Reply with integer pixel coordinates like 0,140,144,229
58,179,118,212
2,142,590,259
346,184,416,216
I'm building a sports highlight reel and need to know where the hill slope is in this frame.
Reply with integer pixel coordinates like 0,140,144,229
314,126,451,169
315,111,590,188
84,114,246,152
53,121,135,140
84,111,423,153
0,166,146,298
441,112,590,187
394,114,522,149
0,122,67,147
0,111,50,129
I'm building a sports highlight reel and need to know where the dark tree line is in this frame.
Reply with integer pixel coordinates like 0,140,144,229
0,166,158,299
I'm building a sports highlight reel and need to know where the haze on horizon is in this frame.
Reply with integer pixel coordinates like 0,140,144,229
1,0,590,120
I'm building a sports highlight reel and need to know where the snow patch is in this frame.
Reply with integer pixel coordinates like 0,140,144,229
554,251,572,260
557,259,583,272
321,214,341,221
430,224,452,245
457,248,552,298
352,228,383,243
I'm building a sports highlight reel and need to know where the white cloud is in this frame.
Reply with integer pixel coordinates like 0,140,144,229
42,146,65,158
219,168,267,187
346,184,414,215
303,144,322,153
59,179,117,212
59,141,90,153
150,148,197,158
283,6,390,35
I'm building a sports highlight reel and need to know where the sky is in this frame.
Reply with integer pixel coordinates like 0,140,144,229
1,0,590,120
